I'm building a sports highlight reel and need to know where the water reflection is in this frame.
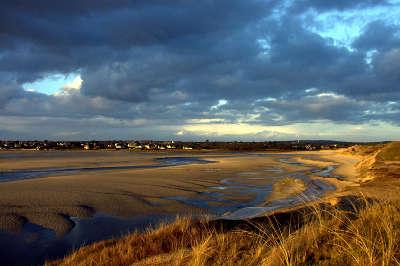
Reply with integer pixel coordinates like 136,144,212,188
0,157,213,182
0,213,173,266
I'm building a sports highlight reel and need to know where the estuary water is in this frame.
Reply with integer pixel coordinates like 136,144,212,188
0,156,212,182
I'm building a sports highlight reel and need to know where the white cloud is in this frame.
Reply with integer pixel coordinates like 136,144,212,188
63,75,83,90
180,120,400,141
187,118,226,123
315,92,344,99
182,123,296,136
210,99,228,110
55,75,83,96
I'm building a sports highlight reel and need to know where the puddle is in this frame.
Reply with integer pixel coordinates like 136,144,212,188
264,167,284,173
0,157,213,182
221,162,337,220
0,213,173,266
210,186,227,190
166,156,338,220
201,168,221,173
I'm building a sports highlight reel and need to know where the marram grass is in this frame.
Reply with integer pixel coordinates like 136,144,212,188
47,196,400,266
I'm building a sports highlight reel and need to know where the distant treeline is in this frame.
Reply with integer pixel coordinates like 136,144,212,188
179,140,356,151
0,140,378,151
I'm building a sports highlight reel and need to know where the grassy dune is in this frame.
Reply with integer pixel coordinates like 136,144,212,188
48,197,400,266
377,142,400,161
49,143,400,266
353,142,400,182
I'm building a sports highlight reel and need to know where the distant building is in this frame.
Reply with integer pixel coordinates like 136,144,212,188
144,144,151,150
127,142,135,149
83,143,91,150
83,142,96,150
182,146,193,150
115,143,122,149
128,142,142,149
305,144,316,150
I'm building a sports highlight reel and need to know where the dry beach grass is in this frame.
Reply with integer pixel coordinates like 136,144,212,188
48,196,400,266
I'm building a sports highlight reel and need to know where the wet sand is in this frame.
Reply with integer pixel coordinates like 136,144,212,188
292,150,363,191
295,150,360,180
0,150,156,171
0,150,358,234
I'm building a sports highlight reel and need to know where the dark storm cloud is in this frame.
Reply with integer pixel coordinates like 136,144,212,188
0,0,274,82
0,73,24,107
353,21,400,52
248,18,366,91
289,0,388,13
0,0,273,48
0,0,399,139
256,93,366,123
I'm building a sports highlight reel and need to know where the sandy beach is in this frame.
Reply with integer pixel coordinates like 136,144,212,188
0,149,360,236
0,151,310,235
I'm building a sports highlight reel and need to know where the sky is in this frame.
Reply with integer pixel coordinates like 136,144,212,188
0,0,399,141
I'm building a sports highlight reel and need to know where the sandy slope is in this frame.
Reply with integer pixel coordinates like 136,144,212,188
293,150,361,180
293,143,400,203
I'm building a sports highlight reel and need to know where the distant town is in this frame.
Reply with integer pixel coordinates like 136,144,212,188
0,140,377,151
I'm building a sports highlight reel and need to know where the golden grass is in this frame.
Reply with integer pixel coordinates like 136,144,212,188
264,196,400,265
48,195,400,266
